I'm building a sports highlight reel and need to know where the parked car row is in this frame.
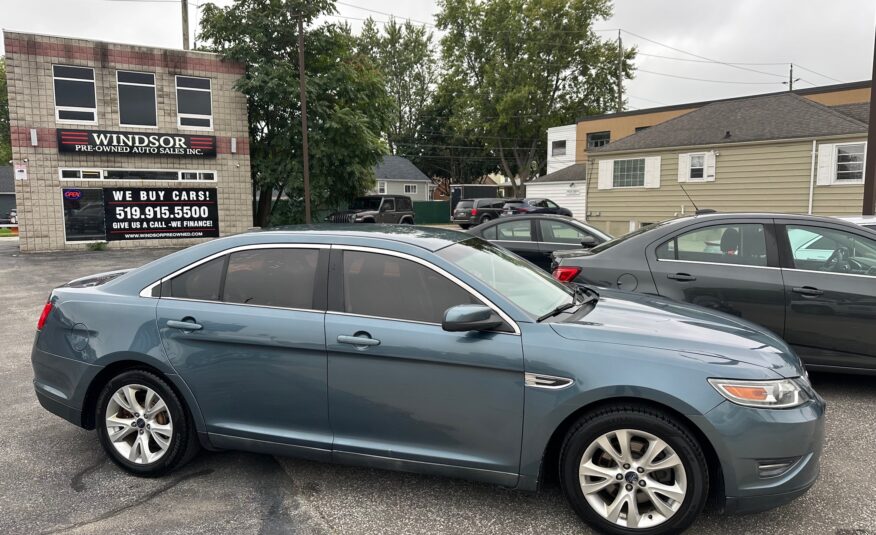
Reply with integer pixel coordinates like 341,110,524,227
33,224,823,535
452,197,573,228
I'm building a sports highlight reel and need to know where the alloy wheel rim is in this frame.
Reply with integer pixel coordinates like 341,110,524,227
105,384,173,465
578,428,687,529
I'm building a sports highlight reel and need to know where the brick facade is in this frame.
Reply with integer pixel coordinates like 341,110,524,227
4,31,253,252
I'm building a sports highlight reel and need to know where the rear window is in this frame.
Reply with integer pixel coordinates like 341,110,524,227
457,200,474,209
502,201,524,208
590,218,683,254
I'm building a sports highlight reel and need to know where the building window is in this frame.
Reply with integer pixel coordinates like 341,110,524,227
59,168,216,181
587,131,610,149
404,184,418,194
551,140,567,157
377,181,387,194
689,153,705,180
836,143,865,181
117,71,157,127
612,158,645,188
176,76,213,129
62,188,106,242
53,65,97,123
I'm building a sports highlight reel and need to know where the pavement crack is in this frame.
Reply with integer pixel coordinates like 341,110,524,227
41,468,214,534
70,458,106,492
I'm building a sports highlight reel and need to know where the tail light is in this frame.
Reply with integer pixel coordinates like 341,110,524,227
471,208,478,216
552,266,582,282
37,301,53,331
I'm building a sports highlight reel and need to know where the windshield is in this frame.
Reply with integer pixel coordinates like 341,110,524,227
350,197,382,210
589,217,688,254
438,238,572,318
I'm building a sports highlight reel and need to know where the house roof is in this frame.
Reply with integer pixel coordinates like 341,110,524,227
530,164,587,184
0,166,14,193
577,80,871,123
375,155,431,182
831,102,870,124
591,93,869,154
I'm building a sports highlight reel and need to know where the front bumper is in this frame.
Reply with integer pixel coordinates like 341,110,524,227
694,394,825,514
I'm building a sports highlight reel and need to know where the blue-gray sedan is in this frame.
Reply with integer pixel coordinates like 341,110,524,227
32,226,824,534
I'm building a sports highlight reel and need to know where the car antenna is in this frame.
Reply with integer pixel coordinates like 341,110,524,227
678,182,699,212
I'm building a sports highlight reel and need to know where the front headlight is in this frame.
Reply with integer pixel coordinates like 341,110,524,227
708,378,810,409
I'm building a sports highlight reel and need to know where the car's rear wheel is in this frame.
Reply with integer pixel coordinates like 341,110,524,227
96,370,199,477
479,215,492,225
559,405,708,534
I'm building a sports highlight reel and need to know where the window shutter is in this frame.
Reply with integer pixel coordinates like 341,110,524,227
816,144,835,186
597,159,613,190
705,151,716,182
677,153,690,182
644,156,661,188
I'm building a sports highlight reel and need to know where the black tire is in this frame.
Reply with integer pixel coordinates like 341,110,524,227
400,217,414,225
96,369,200,477
559,404,708,535
458,224,471,229
479,215,492,225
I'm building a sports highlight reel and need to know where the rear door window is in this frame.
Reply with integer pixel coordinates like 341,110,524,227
223,248,320,309
165,256,225,301
496,219,533,241
658,224,768,267
539,220,590,244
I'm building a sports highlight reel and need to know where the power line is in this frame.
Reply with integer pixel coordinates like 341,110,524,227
636,52,786,66
637,69,784,85
794,64,844,83
335,0,437,28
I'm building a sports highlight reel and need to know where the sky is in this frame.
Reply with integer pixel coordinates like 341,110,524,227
0,0,874,110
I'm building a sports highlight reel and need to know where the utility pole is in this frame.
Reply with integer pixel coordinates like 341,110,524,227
616,30,623,112
297,15,312,224
181,0,190,50
789,63,793,91
862,27,876,216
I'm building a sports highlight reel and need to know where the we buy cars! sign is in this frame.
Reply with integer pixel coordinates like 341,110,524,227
57,129,216,158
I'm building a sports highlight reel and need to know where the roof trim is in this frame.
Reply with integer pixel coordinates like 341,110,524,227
2,29,225,57
576,80,871,123
589,132,869,157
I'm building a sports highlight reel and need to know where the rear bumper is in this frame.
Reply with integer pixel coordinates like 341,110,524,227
32,345,99,428
35,386,85,427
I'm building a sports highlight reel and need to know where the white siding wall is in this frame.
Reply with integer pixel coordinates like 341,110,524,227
367,180,431,201
525,181,587,218
546,124,577,174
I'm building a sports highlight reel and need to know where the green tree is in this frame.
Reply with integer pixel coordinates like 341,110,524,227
199,0,392,226
0,58,11,164
437,0,635,195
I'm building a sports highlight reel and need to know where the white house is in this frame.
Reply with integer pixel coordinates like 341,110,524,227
546,123,577,174
525,163,587,218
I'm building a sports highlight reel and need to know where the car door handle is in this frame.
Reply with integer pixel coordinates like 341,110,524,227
167,319,203,331
338,334,381,347
667,273,697,282
792,286,824,297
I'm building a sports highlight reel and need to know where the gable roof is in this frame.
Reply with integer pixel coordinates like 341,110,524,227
374,155,431,182
592,92,869,154
831,102,870,124
530,164,587,184
0,166,13,193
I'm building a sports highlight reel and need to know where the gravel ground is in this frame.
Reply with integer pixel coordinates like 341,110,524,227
1,239,874,534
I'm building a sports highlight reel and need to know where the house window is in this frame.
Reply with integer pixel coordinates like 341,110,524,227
836,143,865,181
53,65,97,123
117,71,157,127
612,158,645,188
377,181,387,194
551,140,567,157
689,153,705,180
587,131,610,149
62,188,106,242
176,76,213,129
404,184,418,194
59,168,216,181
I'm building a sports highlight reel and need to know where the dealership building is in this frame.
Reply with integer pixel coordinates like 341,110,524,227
4,31,253,252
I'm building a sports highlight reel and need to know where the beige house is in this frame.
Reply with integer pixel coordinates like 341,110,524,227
585,92,869,236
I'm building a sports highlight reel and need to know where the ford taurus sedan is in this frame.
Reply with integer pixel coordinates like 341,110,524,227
32,226,823,534
553,212,876,374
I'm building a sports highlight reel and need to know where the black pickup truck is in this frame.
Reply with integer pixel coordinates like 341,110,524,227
451,198,512,229
325,195,415,224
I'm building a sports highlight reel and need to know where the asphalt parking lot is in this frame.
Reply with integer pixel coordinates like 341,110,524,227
1,238,875,534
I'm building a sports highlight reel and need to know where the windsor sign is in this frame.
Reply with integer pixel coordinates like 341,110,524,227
56,129,217,158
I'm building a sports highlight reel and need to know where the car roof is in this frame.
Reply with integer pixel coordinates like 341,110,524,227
258,224,470,252
667,212,871,225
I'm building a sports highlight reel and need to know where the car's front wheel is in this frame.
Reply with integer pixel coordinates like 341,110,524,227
560,405,708,534
96,370,199,477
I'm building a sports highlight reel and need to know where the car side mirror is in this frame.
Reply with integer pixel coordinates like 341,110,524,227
580,236,597,248
442,304,503,332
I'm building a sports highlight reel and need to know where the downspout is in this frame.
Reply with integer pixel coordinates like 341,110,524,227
808,139,817,215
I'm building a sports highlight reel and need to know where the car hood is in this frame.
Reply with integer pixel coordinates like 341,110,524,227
551,289,805,378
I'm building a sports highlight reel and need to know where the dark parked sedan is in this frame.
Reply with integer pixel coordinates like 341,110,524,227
501,197,573,217
33,225,822,534
553,212,876,374
451,198,510,229
468,214,611,271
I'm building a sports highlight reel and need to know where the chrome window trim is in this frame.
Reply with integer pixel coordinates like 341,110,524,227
782,267,876,280
335,245,521,335
138,243,330,298
655,258,778,270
